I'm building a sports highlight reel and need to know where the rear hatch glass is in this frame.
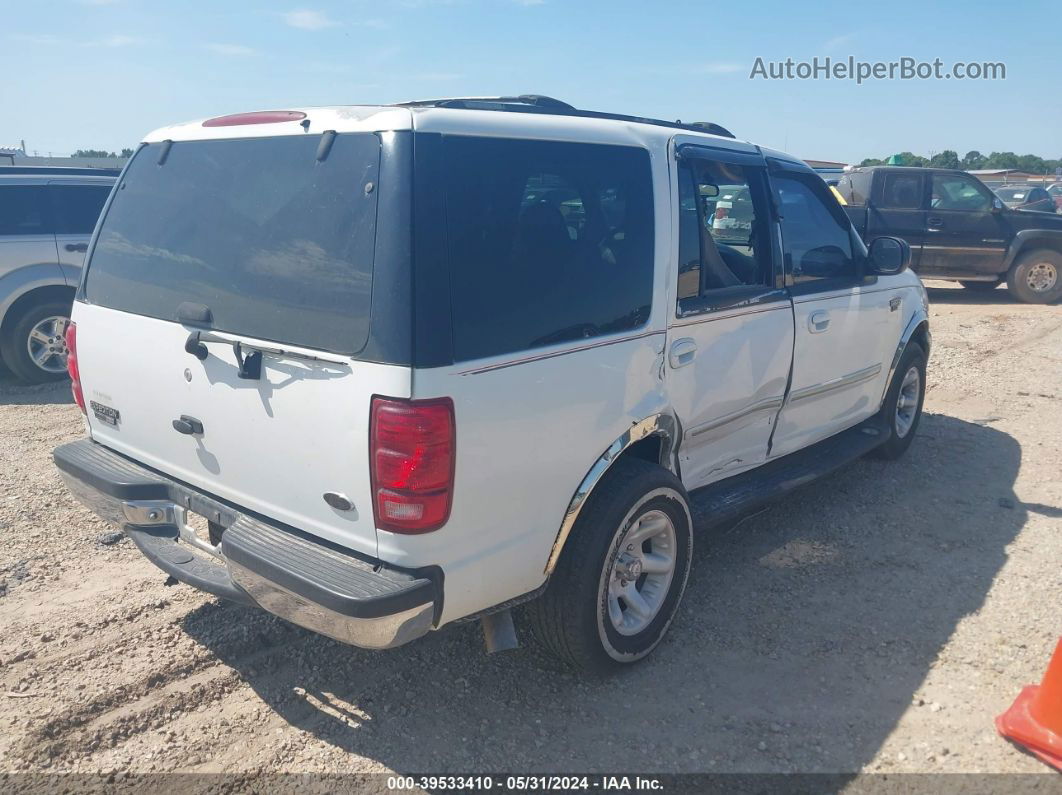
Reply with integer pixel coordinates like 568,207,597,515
85,133,380,354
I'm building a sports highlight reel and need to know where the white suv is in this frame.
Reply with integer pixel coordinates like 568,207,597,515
53,96,930,672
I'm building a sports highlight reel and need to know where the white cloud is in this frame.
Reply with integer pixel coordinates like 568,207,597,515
822,32,857,51
282,9,339,30
205,43,258,56
694,63,743,74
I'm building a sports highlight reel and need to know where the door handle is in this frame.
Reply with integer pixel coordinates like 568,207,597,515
808,311,830,333
668,338,697,368
64,243,88,252
927,217,944,228
172,415,204,435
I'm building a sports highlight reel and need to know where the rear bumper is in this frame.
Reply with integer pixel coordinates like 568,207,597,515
53,439,440,650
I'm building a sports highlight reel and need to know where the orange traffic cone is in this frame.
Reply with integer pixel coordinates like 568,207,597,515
996,637,1062,770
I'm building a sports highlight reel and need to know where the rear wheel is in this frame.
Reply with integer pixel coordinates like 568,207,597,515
959,279,1001,291
1006,249,1062,304
527,458,693,673
871,342,926,460
0,301,73,384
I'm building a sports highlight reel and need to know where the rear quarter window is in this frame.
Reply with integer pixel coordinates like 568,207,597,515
0,185,51,235
436,136,655,363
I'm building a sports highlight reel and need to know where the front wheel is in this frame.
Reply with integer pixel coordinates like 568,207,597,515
527,458,693,673
871,342,926,460
0,301,73,384
1006,249,1062,304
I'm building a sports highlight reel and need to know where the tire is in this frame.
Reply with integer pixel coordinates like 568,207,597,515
959,279,1001,291
871,342,926,460
1006,249,1062,304
0,301,73,384
527,458,693,673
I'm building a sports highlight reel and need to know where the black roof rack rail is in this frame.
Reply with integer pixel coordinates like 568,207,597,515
0,165,122,177
393,96,735,139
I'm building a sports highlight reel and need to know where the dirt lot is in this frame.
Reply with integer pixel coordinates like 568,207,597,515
0,283,1060,780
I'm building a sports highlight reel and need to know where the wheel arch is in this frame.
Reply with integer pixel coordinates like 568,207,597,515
880,310,930,409
1002,229,1062,272
543,413,679,576
1,282,76,335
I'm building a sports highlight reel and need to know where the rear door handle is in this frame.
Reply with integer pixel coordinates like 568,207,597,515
668,338,697,368
927,217,944,228
808,311,830,333
64,243,88,252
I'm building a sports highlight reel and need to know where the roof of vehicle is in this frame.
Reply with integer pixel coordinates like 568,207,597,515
140,96,809,168
844,165,970,175
0,165,119,179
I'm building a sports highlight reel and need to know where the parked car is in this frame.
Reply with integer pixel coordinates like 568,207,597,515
0,167,117,382
994,185,1056,214
53,97,929,672
1046,183,1062,213
836,166,1062,303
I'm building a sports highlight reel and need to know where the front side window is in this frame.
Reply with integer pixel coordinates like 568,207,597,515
0,185,50,236
931,174,992,212
677,159,772,305
51,185,113,235
774,172,857,286
442,136,655,362
878,172,923,209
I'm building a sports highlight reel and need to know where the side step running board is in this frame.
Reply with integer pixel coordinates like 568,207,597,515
689,417,890,530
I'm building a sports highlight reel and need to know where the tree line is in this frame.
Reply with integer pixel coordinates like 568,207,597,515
860,150,1062,174
72,149,135,159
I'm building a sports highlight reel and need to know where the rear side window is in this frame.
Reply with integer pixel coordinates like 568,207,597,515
438,136,654,362
835,171,872,206
877,172,923,209
85,134,380,354
0,185,51,235
51,184,112,234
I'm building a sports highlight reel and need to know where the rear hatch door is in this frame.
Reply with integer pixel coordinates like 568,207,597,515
75,132,401,557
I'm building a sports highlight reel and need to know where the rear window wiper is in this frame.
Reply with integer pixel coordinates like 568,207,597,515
184,329,350,380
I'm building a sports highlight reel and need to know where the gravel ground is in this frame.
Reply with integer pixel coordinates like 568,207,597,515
0,283,1060,780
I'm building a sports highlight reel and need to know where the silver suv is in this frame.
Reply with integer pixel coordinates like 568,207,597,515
0,167,116,383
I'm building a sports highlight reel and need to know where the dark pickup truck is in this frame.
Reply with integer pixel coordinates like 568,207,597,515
836,166,1062,303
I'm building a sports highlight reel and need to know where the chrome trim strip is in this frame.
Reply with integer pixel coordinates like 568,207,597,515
228,560,435,650
791,285,905,304
688,396,785,438
457,329,666,376
788,363,882,403
544,413,677,575
921,244,1006,251
670,302,791,328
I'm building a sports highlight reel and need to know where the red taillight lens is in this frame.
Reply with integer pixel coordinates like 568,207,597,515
65,322,86,414
369,397,455,534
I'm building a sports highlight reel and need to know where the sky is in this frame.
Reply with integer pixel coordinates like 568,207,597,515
2,0,1059,164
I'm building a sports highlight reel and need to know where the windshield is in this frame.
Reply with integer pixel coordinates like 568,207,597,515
84,133,380,354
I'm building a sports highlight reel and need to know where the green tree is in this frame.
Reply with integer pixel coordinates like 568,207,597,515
929,150,960,169
894,152,929,167
961,150,986,169
119,148,134,158
72,149,117,158
1015,154,1047,174
983,151,1019,169
860,157,886,166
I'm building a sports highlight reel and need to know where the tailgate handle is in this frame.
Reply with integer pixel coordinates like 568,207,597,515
172,415,204,435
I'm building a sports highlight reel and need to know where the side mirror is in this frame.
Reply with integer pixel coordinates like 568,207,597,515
992,197,1004,212
867,236,910,275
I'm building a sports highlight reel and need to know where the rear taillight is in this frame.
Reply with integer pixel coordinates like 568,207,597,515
369,397,455,534
65,322,85,414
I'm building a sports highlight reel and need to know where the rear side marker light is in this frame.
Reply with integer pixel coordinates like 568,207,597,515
65,322,86,414
369,397,455,534
202,111,307,128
